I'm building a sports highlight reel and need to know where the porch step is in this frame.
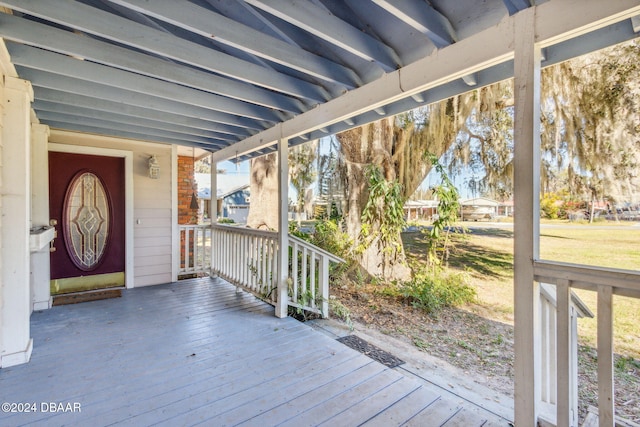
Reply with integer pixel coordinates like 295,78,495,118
52,288,122,306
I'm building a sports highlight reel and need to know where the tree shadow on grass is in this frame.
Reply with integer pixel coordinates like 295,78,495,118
402,230,514,279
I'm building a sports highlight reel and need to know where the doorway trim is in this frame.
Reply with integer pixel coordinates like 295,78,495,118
48,143,134,289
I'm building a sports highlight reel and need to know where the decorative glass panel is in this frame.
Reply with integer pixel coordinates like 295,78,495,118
64,172,110,270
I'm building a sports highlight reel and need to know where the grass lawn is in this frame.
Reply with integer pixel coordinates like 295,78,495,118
402,222,640,358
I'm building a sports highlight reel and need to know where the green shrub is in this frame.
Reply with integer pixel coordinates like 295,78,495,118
310,219,352,260
399,269,476,314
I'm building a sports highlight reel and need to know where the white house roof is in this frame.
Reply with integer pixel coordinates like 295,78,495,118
460,197,500,207
0,2,638,162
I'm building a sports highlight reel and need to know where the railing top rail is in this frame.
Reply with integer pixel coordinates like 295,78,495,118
178,224,211,230
288,234,345,264
534,260,640,299
211,224,344,263
212,223,277,239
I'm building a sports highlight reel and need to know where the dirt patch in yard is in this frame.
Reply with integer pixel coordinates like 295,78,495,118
331,281,640,424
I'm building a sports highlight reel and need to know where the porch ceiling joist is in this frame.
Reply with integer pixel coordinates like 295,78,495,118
211,0,640,163
244,0,402,71
370,0,457,48
6,42,282,123
33,101,238,142
0,1,637,157
33,88,252,138
18,68,265,132
44,120,218,150
0,0,330,102
37,110,228,147
0,12,305,113
108,0,361,89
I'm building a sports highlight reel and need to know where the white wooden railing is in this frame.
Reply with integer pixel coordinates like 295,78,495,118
288,234,344,317
533,260,640,427
538,283,594,427
178,224,212,276
211,224,279,302
209,224,343,317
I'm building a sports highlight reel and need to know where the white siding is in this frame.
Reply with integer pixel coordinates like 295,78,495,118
48,130,174,288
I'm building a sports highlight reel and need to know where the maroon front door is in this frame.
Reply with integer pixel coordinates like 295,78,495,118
49,151,125,294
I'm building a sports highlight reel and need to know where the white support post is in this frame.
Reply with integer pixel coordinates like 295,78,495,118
513,7,542,425
171,144,179,282
209,155,217,278
275,136,289,318
30,122,52,311
597,285,614,427
0,77,34,368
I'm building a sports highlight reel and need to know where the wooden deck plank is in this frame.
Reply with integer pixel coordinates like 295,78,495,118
116,354,372,426
311,377,428,427
223,363,396,426
359,387,446,426
440,407,490,427
0,278,509,427
276,370,407,426
403,397,462,426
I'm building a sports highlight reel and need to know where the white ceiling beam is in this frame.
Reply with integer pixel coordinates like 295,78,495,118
212,0,640,162
7,43,281,123
371,0,457,48
108,0,360,89
0,13,304,113
0,0,330,102
245,0,401,71
203,0,299,46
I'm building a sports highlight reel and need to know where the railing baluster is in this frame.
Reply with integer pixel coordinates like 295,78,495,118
301,246,308,303
556,279,571,427
598,285,614,427
310,251,316,308
208,225,343,316
292,240,298,305
320,256,329,317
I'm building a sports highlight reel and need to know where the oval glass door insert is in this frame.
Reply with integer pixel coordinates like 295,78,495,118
63,172,110,270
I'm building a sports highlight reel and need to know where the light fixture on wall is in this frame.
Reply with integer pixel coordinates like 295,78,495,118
190,147,199,210
148,155,160,179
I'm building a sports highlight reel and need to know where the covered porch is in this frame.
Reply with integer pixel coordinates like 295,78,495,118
0,277,511,426
0,1,639,426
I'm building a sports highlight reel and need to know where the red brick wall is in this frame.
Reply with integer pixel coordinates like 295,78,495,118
178,155,198,225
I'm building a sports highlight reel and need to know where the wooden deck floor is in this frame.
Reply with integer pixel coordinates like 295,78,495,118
0,278,512,426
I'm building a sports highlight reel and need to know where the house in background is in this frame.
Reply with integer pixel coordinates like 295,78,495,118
460,197,499,221
0,2,637,426
404,199,439,221
195,173,250,223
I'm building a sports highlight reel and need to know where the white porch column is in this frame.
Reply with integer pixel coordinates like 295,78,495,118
275,137,289,318
513,7,542,425
30,122,52,311
209,155,217,277
0,76,34,368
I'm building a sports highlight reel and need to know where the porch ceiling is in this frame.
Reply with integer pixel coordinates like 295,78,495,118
0,1,638,161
